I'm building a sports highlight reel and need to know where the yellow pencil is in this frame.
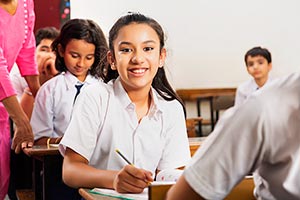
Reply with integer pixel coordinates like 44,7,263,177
115,149,152,185
115,149,133,165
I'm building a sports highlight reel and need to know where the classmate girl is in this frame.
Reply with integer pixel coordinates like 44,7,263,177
59,13,191,193
30,19,108,145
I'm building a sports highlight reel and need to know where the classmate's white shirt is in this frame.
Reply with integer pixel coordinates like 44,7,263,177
283,150,300,196
59,77,191,175
31,71,98,140
183,72,300,200
234,78,273,106
9,66,27,100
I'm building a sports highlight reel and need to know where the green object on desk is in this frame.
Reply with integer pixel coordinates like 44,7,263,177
89,189,135,200
89,187,148,199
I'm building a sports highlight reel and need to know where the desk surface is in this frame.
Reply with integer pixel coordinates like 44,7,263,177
79,177,255,200
177,88,236,101
23,145,59,156
23,138,203,157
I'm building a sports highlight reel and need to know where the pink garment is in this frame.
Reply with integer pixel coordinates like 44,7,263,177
0,0,38,198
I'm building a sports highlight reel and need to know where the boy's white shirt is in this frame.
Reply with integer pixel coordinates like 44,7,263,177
234,77,273,106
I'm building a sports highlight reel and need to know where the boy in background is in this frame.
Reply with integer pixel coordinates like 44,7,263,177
234,46,273,106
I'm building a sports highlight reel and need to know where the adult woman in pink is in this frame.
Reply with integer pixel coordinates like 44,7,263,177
0,0,40,198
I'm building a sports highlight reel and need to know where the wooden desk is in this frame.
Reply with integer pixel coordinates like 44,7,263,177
177,88,236,135
23,145,60,200
177,88,236,102
188,137,205,156
79,178,255,200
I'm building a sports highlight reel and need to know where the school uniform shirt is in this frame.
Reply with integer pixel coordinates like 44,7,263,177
59,77,191,175
234,78,273,106
31,71,98,140
10,69,28,100
183,72,300,200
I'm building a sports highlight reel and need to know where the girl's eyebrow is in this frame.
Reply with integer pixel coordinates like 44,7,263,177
118,40,157,46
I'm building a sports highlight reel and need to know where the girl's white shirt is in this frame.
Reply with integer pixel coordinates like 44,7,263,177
31,71,99,140
59,77,191,175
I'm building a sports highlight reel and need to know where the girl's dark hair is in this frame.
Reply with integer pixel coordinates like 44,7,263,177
51,19,108,79
103,12,186,115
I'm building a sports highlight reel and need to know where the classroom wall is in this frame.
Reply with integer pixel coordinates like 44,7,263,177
70,0,300,90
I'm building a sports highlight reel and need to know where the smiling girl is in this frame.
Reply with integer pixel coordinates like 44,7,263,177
59,13,191,193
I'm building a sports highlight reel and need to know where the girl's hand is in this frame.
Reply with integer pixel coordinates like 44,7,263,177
113,165,153,193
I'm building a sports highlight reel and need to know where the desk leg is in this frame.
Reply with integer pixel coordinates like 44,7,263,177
42,156,53,200
196,98,203,136
209,97,214,131
33,158,42,200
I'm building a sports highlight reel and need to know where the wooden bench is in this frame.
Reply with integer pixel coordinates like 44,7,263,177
16,189,35,200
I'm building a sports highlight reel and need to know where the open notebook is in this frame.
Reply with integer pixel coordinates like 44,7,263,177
90,169,182,199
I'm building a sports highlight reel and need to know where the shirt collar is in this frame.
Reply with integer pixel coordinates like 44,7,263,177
112,77,163,118
64,71,96,90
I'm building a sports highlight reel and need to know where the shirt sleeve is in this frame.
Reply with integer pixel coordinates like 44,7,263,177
0,48,16,101
31,82,55,140
59,84,104,161
234,86,244,106
183,101,267,200
16,0,38,77
157,101,191,170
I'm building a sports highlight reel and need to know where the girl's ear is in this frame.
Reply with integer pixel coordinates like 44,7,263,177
57,44,64,57
159,48,167,68
107,51,117,70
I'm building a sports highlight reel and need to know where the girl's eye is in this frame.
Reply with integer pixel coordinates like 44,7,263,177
71,53,79,58
144,47,154,51
120,48,132,53
86,55,94,60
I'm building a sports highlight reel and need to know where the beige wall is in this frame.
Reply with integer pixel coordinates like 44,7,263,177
71,0,300,90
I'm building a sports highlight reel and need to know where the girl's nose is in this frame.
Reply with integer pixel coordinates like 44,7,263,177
131,51,145,64
77,58,84,67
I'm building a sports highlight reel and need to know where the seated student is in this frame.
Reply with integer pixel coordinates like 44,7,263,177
30,19,108,146
166,72,300,199
10,26,60,119
235,46,273,106
59,13,191,193
29,19,108,200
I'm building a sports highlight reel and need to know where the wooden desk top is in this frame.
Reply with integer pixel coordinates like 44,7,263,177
23,144,60,156
79,177,255,200
22,138,203,157
189,137,205,156
177,88,236,101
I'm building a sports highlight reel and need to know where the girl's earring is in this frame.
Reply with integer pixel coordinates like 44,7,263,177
159,61,164,68
111,63,116,70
